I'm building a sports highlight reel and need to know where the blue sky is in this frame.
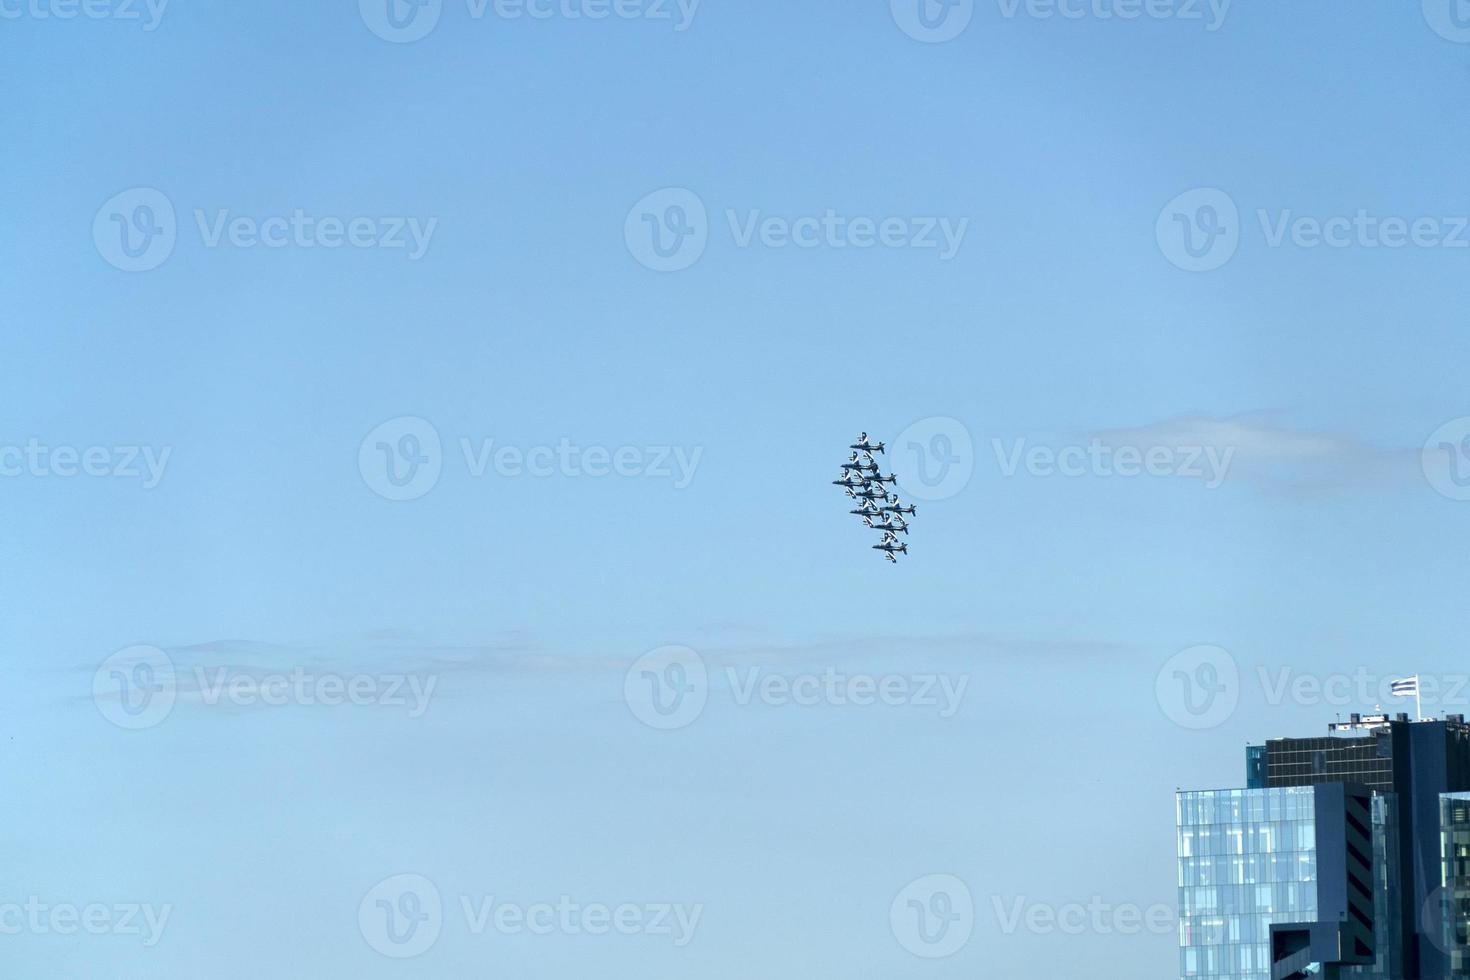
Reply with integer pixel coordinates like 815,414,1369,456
6,0,1470,976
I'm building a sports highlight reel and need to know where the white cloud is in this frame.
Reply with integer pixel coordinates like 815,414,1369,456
1088,413,1417,495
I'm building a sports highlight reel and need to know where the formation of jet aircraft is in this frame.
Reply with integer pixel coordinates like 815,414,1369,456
833,432,915,563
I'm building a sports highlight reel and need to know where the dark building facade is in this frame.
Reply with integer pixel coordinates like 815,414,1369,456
1177,714,1470,980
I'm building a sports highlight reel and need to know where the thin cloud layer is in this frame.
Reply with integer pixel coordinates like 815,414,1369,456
1087,414,1419,495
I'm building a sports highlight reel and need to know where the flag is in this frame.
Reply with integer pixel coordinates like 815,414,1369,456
1390,676,1419,697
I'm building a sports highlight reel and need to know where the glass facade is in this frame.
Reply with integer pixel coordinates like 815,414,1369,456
1261,734,1395,791
1177,787,1319,980
1246,745,1266,789
1176,788,1401,980
1440,792,1470,975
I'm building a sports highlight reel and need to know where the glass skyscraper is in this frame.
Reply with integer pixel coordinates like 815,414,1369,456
1176,713,1470,980
1177,788,1401,980
1177,787,1320,979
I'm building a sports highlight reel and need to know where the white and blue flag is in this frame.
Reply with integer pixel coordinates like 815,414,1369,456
1390,676,1419,697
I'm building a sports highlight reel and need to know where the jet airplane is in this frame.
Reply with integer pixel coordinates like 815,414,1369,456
864,515,909,535
872,532,908,562
880,496,916,516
